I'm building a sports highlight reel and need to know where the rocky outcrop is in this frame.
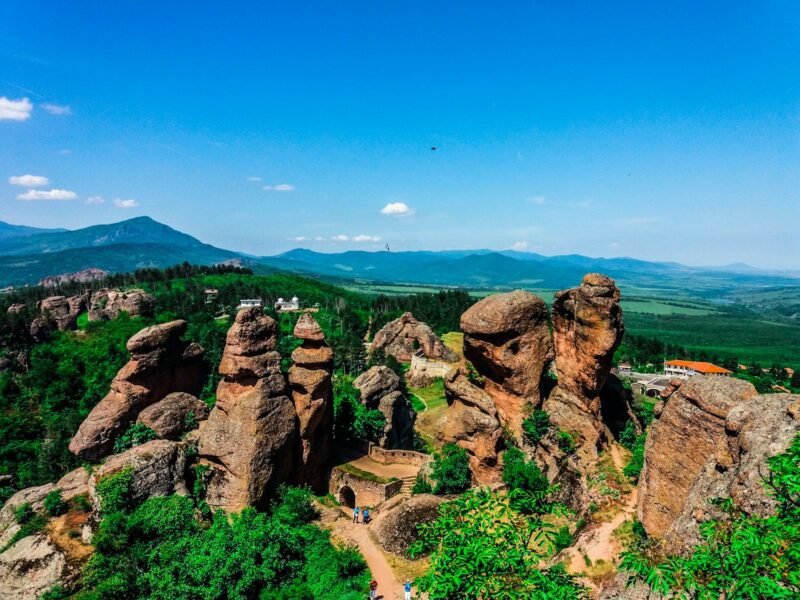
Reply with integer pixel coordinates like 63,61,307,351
69,320,205,461
88,288,155,321
55,468,90,502
198,307,297,512
437,368,504,484
460,290,554,439
29,294,88,340
373,494,446,555
0,533,72,600
89,439,188,508
353,366,416,449
39,267,108,287
0,485,55,549
288,313,334,492
545,274,625,458
6,304,25,315
637,376,758,542
136,392,209,440
371,313,457,363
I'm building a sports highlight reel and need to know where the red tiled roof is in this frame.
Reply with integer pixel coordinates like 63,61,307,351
665,360,732,375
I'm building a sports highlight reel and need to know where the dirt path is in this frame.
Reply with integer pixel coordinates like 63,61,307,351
326,506,422,600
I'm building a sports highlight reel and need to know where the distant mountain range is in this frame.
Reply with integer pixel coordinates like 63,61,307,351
0,217,797,295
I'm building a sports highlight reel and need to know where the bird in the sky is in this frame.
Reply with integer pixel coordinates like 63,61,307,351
385,244,391,252
430,146,437,151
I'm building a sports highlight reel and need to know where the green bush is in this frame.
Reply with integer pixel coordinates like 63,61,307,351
95,467,134,514
522,409,551,445
113,423,157,454
557,431,576,454
431,444,471,495
502,448,548,495
14,501,34,524
43,490,67,517
332,374,386,444
411,472,433,495
553,526,573,552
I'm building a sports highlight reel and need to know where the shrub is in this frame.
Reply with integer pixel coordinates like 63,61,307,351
502,448,548,494
113,423,157,454
14,501,34,524
554,526,573,552
557,431,576,454
465,362,485,388
431,444,471,495
411,472,433,495
95,467,134,514
522,409,551,445
43,490,67,517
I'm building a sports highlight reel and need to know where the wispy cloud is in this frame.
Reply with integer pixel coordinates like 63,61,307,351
353,234,382,242
328,233,382,243
380,202,415,217
0,96,33,121
247,176,262,182
526,196,545,205
58,149,71,155
620,216,662,227
510,241,528,251
17,188,77,201
41,103,71,116
85,196,105,205
331,234,350,242
113,198,139,208
9,174,50,187
292,236,309,241
263,183,294,192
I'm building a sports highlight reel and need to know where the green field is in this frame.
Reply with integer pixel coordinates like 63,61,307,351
409,378,448,412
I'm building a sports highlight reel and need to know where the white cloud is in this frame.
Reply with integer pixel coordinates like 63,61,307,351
313,236,325,241
380,202,414,217
526,196,545,205
247,176,262,182
263,183,294,192
0,97,33,121
58,149,71,155
331,234,349,242
41,103,71,116
510,241,529,251
292,236,309,241
85,196,105,205
17,188,77,201
353,234,382,242
113,198,139,208
609,241,622,249
9,174,50,187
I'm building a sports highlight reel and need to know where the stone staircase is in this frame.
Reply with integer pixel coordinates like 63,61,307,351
399,475,417,498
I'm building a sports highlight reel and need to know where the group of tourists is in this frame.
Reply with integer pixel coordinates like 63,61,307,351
352,504,412,599
352,505,370,524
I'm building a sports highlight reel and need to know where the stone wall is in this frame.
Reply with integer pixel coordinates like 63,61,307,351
329,467,403,508
369,445,431,467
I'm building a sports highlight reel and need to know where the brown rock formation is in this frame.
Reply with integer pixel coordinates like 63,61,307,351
136,392,209,440
373,493,446,555
29,294,88,340
436,368,504,484
545,274,625,457
88,288,155,322
0,485,56,549
198,307,297,512
6,304,25,315
68,320,205,461
0,533,73,600
637,376,758,541
460,290,554,438
89,440,188,508
371,312,457,363
353,366,416,449
288,313,334,492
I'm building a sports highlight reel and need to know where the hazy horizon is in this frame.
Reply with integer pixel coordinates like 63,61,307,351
2,2,799,269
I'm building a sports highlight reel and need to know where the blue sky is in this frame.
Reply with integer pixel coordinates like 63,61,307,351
1,2,798,268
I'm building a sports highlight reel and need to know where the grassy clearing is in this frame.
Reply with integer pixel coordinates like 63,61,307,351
441,331,465,362
408,378,448,412
336,463,397,484
622,299,717,316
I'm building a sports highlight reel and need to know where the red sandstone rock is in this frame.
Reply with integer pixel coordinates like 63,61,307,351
371,312,457,363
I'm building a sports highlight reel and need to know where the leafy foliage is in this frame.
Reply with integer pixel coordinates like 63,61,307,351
112,423,158,454
522,409,551,445
431,443,471,495
332,373,386,443
621,433,800,598
409,488,587,599
43,490,67,517
411,472,433,495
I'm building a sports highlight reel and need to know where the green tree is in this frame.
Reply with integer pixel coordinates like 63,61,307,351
431,443,471,495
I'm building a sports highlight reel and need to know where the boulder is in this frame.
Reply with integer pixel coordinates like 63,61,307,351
288,314,334,492
29,294,88,340
6,304,25,315
56,468,90,502
198,307,297,512
545,274,625,458
0,485,55,549
371,312,457,363
0,533,71,600
136,392,209,440
460,290,554,438
69,320,205,461
88,288,155,321
373,494,446,555
353,366,416,449
89,439,188,509
637,376,758,542
436,369,503,484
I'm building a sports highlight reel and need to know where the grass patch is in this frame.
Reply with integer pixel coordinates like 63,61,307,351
441,331,465,362
337,463,397,485
408,378,448,412
410,396,426,413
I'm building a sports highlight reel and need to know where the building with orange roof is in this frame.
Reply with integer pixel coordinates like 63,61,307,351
664,359,732,379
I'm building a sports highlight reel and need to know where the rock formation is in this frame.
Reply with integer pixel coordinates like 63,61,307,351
288,313,334,492
0,533,73,600
136,392,209,440
6,304,25,315
89,439,188,508
437,368,504,484
198,307,297,512
371,312,457,363
373,493,446,555
88,288,155,321
29,294,88,340
460,290,554,439
69,320,205,461
544,274,625,458
353,366,416,449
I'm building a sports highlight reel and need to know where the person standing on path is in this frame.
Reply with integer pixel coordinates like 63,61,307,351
369,579,378,599
353,505,360,524
404,579,412,600
363,507,370,525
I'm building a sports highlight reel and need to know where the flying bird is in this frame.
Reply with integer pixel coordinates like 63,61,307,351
385,244,391,252
430,146,437,151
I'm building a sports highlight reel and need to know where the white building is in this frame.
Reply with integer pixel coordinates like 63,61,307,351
238,298,262,309
664,359,731,379
274,296,300,311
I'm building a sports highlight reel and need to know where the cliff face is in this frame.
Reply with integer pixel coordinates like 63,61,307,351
69,320,205,461
353,366,416,449
371,312,457,363
288,313,334,492
198,307,297,512
88,289,155,322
